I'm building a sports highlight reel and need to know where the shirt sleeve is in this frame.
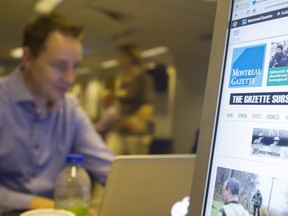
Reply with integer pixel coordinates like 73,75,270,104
72,102,115,185
95,107,119,134
0,94,35,213
0,186,35,214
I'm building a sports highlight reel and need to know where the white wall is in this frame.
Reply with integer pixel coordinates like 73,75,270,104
172,48,211,153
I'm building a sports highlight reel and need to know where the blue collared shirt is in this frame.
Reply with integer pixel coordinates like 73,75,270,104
0,68,115,213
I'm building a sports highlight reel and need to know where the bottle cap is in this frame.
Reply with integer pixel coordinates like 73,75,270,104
66,154,84,164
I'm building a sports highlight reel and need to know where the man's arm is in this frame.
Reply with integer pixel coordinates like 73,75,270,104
251,194,255,202
95,106,119,134
72,103,115,185
0,186,53,214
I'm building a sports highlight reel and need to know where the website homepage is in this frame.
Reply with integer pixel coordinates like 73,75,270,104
205,0,288,215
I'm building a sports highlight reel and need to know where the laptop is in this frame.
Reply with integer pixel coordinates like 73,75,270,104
98,154,196,216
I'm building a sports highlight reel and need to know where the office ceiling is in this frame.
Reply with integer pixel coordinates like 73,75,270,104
0,0,217,73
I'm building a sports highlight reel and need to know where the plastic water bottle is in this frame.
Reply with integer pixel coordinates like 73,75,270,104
54,154,91,216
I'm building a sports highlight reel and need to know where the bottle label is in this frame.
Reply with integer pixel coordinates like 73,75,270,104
58,207,89,216
55,199,89,216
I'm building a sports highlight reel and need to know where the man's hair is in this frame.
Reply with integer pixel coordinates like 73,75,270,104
224,178,240,195
23,13,83,57
277,45,283,51
117,44,142,65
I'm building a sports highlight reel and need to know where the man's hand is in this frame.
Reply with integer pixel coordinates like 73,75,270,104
89,208,97,216
28,197,54,209
120,116,147,133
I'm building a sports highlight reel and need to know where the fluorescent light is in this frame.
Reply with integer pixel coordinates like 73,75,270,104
34,0,63,14
141,46,169,58
100,46,169,69
101,59,118,69
10,47,23,59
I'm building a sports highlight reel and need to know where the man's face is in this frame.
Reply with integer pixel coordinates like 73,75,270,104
223,187,229,203
23,31,82,103
117,51,133,68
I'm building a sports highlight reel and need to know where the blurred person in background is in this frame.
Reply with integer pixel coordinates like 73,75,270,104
106,44,155,155
0,13,114,215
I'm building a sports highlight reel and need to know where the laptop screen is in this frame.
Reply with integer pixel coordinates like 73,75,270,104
201,0,288,215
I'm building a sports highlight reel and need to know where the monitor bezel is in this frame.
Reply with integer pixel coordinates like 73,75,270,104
189,0,232,215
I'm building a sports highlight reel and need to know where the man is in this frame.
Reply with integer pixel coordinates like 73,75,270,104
269,136,281,154
251,190,262,216
218,178,249,216
0,13,114,214
269,44,287,68
253,132,265,145
270,136,280,146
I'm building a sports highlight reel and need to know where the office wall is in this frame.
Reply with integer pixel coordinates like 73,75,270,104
172,47,212,153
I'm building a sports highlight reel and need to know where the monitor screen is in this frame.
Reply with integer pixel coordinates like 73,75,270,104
190,0,288,215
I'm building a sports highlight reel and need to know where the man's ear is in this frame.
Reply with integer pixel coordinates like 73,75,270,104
226,188,232,195
22,46,33,69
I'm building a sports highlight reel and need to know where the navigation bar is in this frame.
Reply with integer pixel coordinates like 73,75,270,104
231,7,288,29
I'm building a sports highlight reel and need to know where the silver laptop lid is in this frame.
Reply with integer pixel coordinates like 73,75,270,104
99,154,196,216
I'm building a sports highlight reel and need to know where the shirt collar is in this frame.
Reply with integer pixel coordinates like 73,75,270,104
225,201,240,205
9,66,34,103
9,66,61,117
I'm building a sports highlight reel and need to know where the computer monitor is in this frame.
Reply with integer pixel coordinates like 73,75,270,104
189,0,288,215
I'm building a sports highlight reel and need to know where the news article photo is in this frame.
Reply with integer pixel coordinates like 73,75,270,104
268,40,288,86
251,128,288,159
211,167,288,216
